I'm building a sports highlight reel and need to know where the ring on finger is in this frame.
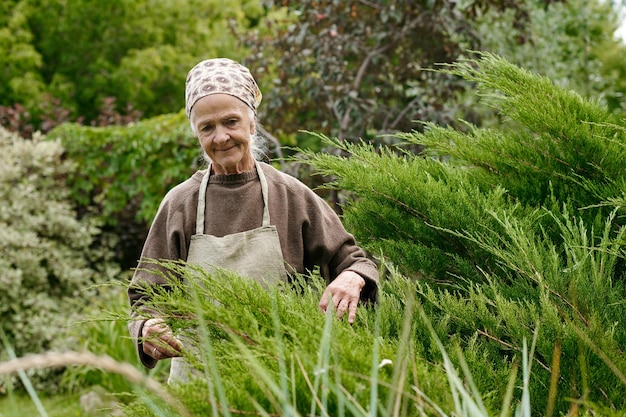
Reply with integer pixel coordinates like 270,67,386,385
152,346,158,356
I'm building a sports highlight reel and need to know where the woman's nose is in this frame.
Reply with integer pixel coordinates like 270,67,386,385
213,125,229,143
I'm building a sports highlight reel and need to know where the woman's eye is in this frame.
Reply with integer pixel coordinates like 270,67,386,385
226,118,238,126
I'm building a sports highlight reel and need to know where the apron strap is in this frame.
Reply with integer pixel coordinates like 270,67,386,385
256,161,271,227
196,161,271,235
196,165,211,235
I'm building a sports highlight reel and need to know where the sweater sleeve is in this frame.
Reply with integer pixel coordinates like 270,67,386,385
127,179,198,368
300,184,379,303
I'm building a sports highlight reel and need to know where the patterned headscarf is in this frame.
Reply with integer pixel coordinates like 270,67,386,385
185,58,262,118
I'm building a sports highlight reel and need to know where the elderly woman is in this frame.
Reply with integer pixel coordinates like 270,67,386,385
128,58,379,382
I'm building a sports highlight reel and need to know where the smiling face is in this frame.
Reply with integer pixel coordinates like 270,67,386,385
190,94,256,175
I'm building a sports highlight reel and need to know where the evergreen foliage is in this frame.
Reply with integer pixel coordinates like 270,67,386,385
0,127,119,389
295,52,626,414
123,262,519,416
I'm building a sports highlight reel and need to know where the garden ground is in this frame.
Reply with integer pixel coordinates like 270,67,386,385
0,392,105,417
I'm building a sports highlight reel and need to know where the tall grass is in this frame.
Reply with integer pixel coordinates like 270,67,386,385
60,282,169,394
0,349,191,417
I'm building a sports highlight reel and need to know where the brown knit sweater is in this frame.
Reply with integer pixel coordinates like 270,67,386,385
128,162,379,368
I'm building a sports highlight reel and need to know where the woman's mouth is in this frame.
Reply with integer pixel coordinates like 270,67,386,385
216,144,236,153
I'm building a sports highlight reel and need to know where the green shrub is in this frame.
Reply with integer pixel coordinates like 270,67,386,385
48,111,199,224
0,127,119,391
295,52,626,414
47,111,203,268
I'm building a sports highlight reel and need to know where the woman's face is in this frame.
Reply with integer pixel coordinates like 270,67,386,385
190,93,256,175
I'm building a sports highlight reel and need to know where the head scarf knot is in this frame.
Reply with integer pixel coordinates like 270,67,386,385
185,58,262,117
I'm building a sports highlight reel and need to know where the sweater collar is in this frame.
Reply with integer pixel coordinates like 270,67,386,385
207,165,259,185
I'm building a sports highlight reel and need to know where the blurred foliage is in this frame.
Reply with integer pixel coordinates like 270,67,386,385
242,0,566,143
475,0,626,116
0,127,119,391
0,0,260,134
47,111,202,270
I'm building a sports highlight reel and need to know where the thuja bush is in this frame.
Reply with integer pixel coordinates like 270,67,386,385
46,111,203,269
0,127,119,390
120,262,535,417
296,53,626,414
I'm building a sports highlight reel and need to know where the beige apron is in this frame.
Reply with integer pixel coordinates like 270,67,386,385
169,161,288,383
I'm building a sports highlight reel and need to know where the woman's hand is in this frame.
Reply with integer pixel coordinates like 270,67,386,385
318,270,365,324
142,318,184,360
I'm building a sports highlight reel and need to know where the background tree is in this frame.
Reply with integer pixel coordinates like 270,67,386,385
238,0,626,210
0,0,264,135
475,0,626,115
241,0,569,145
